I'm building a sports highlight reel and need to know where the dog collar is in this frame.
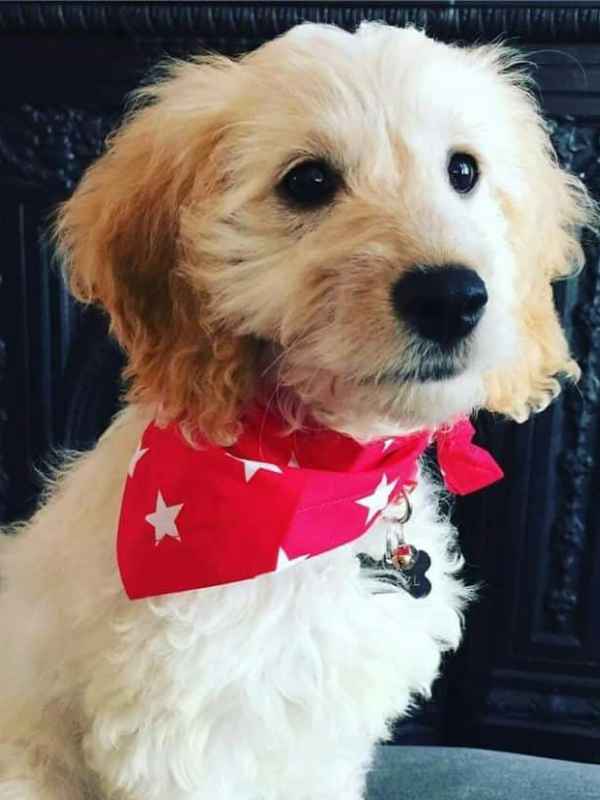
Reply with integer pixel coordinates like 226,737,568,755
117,405,503,599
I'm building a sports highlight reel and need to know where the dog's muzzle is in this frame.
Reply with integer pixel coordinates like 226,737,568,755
391,265,488,349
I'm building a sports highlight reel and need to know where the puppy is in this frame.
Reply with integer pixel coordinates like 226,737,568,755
0,22,594,800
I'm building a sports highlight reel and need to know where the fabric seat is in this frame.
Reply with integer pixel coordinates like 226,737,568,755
366,746,600,799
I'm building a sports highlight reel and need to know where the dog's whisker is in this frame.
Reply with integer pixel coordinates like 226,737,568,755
260,336,305,379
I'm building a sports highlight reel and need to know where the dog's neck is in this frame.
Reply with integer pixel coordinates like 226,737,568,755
256,343,473,443
254,383,433,445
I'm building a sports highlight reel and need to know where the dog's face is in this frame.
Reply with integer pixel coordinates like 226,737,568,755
58,23,594,442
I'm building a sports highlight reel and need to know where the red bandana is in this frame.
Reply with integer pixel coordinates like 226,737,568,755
117,406,503,599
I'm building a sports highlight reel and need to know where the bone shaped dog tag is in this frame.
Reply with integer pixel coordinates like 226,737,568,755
358,544,432,599
395,547,432,599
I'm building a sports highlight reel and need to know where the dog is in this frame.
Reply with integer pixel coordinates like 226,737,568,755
0,21,594,800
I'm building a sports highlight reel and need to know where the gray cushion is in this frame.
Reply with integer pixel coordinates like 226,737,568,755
367,746,600,799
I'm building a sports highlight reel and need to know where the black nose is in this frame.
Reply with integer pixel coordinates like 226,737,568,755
391,265,488,347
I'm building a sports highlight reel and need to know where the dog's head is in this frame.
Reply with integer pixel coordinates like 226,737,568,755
57,23,595,442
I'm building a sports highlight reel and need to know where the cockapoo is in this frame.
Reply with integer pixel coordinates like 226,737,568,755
0,21,594,800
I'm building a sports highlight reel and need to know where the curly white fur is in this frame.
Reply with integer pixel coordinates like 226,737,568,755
0,407,468,799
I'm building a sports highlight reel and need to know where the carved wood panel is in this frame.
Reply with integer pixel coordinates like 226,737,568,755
0,103,120,520
447,116,600,760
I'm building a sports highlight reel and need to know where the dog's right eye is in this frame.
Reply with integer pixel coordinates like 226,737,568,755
279,160,339,208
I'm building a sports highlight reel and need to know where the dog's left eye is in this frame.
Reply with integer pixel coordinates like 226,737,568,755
279,160,339,208
448,152,479,194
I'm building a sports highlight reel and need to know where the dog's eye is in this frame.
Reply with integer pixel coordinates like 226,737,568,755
279,160,339,208
448,153,479,194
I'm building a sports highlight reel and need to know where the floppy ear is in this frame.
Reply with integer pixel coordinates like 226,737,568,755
56,58,257,444
484,87,597,421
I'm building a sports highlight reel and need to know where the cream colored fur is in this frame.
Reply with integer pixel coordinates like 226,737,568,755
0,407,467,800
0,21,593,800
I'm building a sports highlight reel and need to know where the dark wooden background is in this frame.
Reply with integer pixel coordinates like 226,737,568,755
1,1,599,764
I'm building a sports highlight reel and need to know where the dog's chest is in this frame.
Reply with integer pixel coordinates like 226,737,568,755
118,479,459,693
83,480,466,797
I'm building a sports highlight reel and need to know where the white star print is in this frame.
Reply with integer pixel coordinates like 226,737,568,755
275,547,308,571
128,444,148,478
355,474,398,525
382,439,395,452
145,491,183,545
288,452,300,468
226,454,283,482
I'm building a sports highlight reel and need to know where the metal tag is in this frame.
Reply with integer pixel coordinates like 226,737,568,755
358,547,432,599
